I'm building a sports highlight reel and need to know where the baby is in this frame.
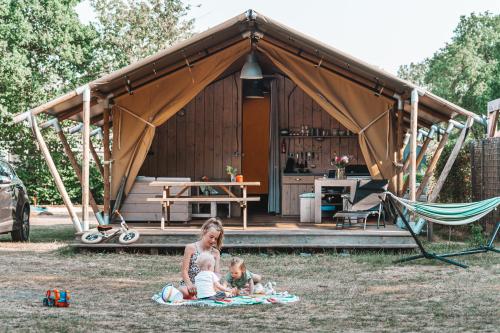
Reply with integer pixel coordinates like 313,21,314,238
223,257,262,295
194,252,229,300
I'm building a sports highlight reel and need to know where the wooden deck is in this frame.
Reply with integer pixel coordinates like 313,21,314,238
72,215,417,250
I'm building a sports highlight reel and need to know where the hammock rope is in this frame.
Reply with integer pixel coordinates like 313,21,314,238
386,192,500,226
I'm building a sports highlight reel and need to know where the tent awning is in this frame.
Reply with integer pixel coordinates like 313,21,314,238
14,9,481,129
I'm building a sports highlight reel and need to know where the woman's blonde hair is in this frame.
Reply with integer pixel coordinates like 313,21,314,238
230,257,246,273
200,217,224,250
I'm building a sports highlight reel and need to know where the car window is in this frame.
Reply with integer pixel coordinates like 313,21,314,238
0,161,14,179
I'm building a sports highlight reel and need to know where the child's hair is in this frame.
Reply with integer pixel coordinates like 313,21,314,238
200,217,224,250
229,257,246,273
196,251,215,271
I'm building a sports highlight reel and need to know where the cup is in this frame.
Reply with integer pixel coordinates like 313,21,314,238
236,175,244,182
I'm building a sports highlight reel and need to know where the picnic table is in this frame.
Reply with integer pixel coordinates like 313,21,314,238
147,181,261,230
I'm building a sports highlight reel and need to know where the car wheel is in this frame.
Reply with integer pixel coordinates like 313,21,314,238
11,206,30,242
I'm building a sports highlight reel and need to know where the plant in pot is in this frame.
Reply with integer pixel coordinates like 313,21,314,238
226,165,238,182
331,155,350,179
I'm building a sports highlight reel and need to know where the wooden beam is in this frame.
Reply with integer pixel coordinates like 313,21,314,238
103,106,111,224
89,140,104,177
401,133,433,195
29,113,82,232
488,110,499,138
55,127,100,216
416,124,453,198
396,98,404,196
409,89,418,201
427,117,474,241
82,86,90,231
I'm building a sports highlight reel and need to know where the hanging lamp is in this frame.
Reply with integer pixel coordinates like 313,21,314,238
240,51,263,80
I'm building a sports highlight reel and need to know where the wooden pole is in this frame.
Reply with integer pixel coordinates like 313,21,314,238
416,123,453,198
89,139,104,177
242,185,248,230
396,98,404,196
487,98,500,137
103,106,111,224
401,132,433,195
29,113,82,232
409,89,418,201
54,125,100,216
82,85,90,231
427,117,474,241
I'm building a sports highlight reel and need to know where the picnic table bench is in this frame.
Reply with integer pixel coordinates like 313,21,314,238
147,181,261,230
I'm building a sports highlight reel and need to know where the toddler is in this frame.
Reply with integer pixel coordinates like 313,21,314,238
223,257,262,295
194,251,229,300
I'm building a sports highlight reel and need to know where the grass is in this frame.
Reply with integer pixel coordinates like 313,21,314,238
0,225,498,332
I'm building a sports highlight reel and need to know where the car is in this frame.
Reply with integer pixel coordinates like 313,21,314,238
0,159,30,241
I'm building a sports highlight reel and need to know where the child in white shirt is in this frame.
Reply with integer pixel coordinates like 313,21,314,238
194,252,230,299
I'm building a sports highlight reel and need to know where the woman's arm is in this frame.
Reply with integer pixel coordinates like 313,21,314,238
181,244,196,291
213,249,221,275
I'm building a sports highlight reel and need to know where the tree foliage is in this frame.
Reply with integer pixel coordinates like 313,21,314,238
0,0,194,204
90,0,194,74
398,12,499,203
398,12,500,116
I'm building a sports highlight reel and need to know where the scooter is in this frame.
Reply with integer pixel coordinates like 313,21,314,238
80,211,140,244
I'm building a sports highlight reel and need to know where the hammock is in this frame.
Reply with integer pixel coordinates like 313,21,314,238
384,193,499,268
387,192,500,225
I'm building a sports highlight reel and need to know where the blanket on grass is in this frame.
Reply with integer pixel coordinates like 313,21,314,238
152,293,299,307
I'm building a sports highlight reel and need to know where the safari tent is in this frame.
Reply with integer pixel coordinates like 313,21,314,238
14,10,486,246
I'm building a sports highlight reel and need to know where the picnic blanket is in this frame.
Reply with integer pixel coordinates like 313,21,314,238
152,292,299,307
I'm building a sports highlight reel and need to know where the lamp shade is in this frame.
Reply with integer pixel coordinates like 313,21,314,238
240,52,263,79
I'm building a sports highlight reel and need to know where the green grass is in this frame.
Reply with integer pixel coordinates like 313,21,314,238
0,225,498,332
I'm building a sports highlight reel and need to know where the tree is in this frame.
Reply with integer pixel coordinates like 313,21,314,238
90,0,194,74
398,12,500,117
0,0,101,204
398,12,500,204
0,0,195,204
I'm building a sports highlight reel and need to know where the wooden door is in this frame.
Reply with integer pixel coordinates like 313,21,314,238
242,96,270,194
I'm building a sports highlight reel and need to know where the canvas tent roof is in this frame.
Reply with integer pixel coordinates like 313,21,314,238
15,9,480,127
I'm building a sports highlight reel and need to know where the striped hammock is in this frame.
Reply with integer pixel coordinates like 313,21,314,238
386,192,500,226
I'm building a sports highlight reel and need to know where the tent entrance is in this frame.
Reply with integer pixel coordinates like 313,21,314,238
242,95,270,198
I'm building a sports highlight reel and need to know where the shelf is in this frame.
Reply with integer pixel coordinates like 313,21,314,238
281,135,357,138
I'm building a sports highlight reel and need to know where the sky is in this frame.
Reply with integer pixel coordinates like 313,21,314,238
75,0,499,75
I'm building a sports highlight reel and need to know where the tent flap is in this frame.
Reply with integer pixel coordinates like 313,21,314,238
111,40,251,198
257,40,396,190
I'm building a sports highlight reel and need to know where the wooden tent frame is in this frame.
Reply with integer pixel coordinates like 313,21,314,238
12,10,489,233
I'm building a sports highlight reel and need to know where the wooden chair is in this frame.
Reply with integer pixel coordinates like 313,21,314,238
334,179,389,229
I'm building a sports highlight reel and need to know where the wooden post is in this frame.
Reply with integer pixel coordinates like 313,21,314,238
29,113,82,232
409,89,418,201
52,122,100,217
427,117,473,241
401,130,433,195
487,98,500,137
161,186,166,230
89,139,104,177
242,185,248,230
82,85,90,231
416,123,453,198
396,98,404,196
103,106,111,224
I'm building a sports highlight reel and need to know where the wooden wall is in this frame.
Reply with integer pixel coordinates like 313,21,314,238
139,73,242,180
139,73,365,179
276,75,364,172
